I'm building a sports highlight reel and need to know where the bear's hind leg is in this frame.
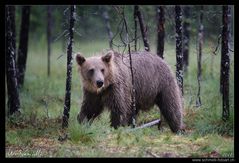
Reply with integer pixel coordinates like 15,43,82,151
155,88,183,133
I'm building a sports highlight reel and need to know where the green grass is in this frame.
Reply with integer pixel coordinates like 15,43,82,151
5,39,234,157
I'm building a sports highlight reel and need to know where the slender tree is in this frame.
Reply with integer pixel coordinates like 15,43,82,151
102,9,113,49
62,5,76,128
134,5,138,51
228,6,232,53
17,6,31,87
6,5,21,115
62,6,66,53
134,5,150,51
196,6,204,107
10,7,16,61
182,6,190,72
121,9,136,128
221,6,230,121
156,6,165,58
156,6,165,126
47,6,52,77
175,5,183,95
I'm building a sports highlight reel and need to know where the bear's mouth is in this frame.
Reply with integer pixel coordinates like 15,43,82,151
96,85,105,94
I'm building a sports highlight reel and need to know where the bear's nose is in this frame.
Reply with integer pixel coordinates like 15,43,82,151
96,80,104,88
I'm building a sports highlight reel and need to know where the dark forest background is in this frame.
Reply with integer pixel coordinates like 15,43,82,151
5,5,234,158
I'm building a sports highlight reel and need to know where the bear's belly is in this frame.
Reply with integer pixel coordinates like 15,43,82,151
135,84,158,111
136,96,156,112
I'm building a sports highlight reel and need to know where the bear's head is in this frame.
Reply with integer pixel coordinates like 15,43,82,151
76,50,114,94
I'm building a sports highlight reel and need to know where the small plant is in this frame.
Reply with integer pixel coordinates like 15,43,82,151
68,122,95,144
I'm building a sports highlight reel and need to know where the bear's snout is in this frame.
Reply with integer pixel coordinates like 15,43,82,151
96,80,104,88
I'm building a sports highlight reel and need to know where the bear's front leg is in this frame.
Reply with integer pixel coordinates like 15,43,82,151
77,90,104,124
110,108,121,129
107,89,132,129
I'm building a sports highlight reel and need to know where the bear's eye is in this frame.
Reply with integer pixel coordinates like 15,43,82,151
101,69,105,73
88,69,94,75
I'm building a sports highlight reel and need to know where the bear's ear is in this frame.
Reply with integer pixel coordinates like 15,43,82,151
102,50,113,63
76,53,86,66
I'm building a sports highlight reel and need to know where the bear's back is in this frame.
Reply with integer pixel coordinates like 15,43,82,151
112,51,176,111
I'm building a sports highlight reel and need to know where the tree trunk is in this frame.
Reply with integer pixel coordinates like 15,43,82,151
156,6,165,59
122,10,136,128
62,5,76,128
134,6,138,51
135,5,150,52
47,6,52,77
175,5,183,95
102,9,113,49
221,6,230,121
10,6,17,61
17,6,30,87
196,6,204,107
228,6,232,54
182,6,190,73
6,5,21,115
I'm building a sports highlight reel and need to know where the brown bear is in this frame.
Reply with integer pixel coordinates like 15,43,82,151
75,50,183,133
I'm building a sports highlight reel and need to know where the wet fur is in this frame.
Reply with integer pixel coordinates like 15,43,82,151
77,51,183,132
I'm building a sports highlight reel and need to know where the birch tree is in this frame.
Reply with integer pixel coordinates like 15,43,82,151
221,6,230,121
196,6,204,107
6,5,21,115
62,5,76,128
156,6,165,58
175,5,183,95
47,6,52,77
17,6,31,87
102,8,113,49
182,6,190,72
134,5,150,52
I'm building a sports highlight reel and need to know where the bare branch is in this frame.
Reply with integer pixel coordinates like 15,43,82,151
212,34,221,55
146,150,160,158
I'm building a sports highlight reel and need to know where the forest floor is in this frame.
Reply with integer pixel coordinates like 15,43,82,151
5,40,234,158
